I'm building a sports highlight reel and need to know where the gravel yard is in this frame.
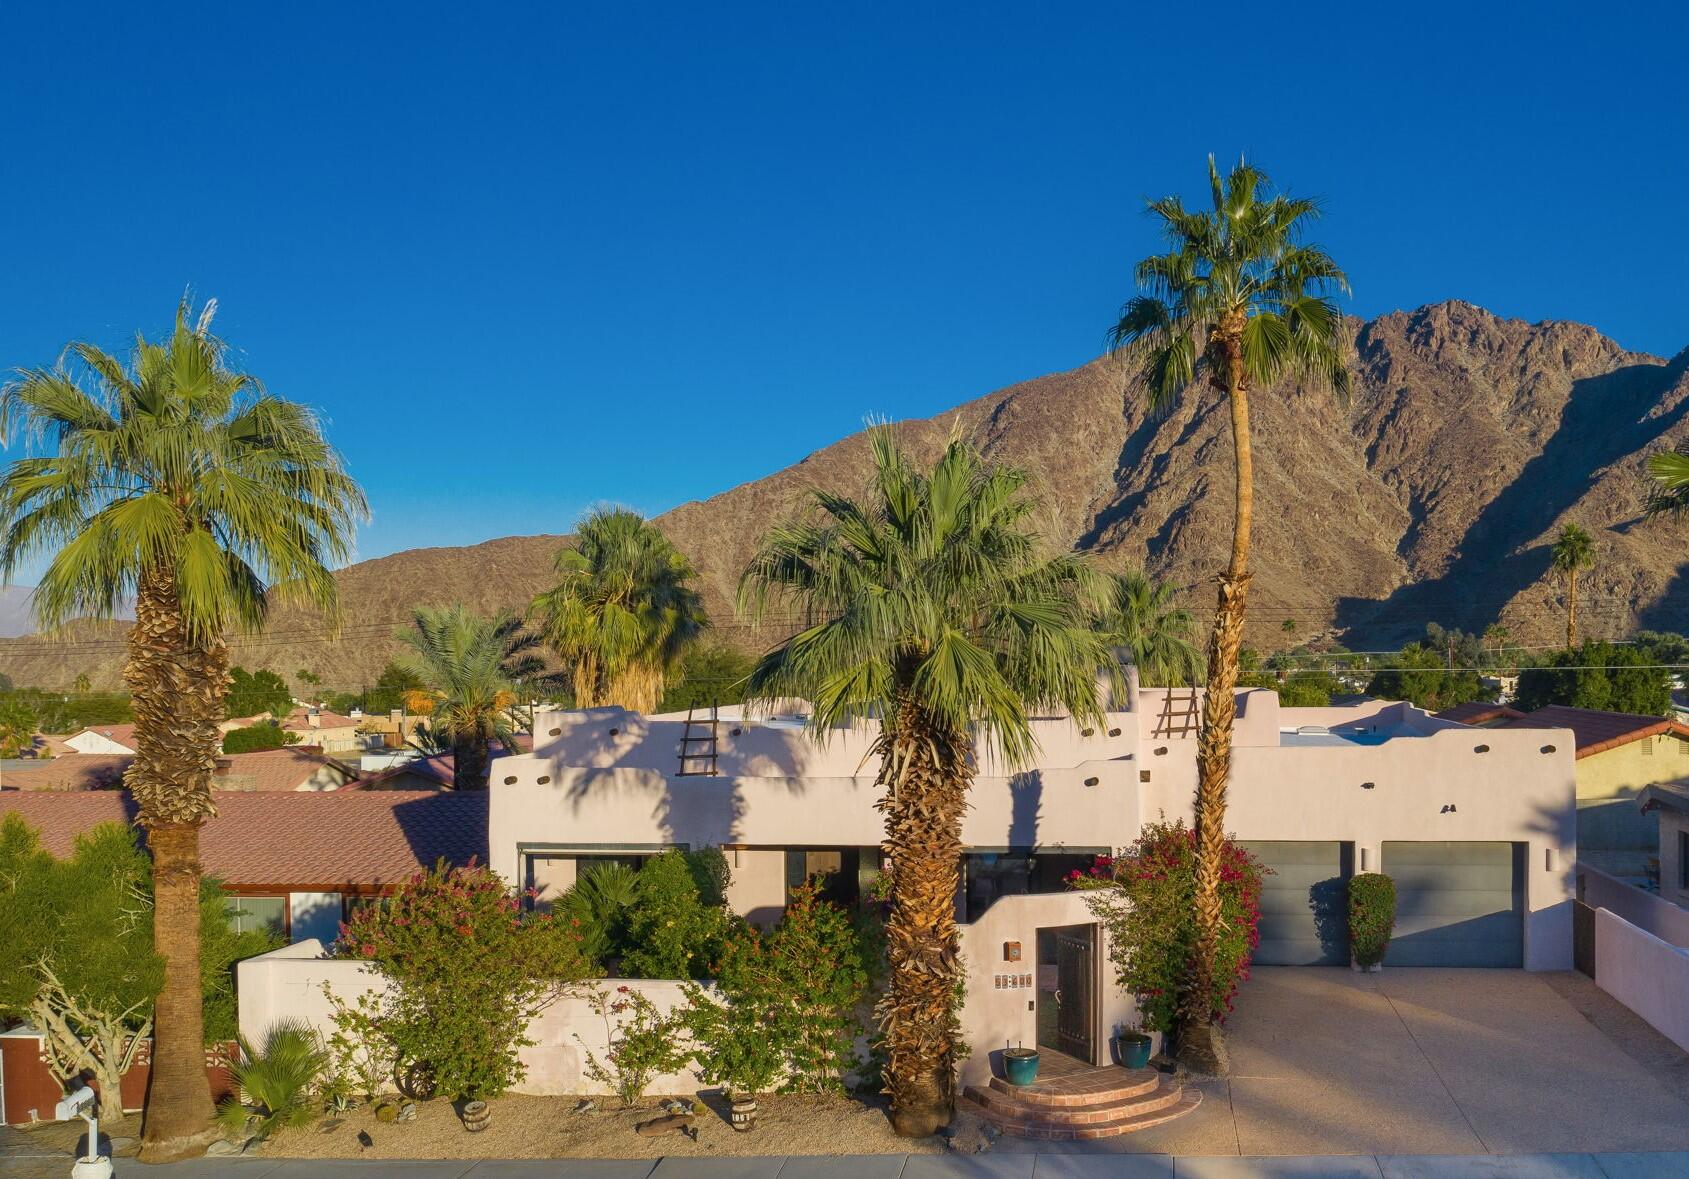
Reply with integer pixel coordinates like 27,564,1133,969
259,1091,946,1160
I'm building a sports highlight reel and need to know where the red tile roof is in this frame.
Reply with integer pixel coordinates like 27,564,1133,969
283,707,362,730
0,790,488,889
0,754,132,791
1432,702,1526,726
1498,705,1689,758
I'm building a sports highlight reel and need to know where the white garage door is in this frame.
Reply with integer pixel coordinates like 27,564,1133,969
1381,841,1523,967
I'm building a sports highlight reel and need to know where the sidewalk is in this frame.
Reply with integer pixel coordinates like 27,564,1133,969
5,1155,1688,1177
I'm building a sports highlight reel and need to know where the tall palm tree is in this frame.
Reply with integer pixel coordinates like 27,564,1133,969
739,427,1113,1136
0,300,364,1159
1549,523,1595,648
1108,157,1349,1074
394,605,545,790
531,507,706,712
1097,567,1203,687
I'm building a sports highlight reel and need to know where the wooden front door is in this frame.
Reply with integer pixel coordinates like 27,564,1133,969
1053,926,1095,1061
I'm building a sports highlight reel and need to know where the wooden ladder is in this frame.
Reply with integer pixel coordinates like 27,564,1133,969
1153,688,1201,738
677,699,720,777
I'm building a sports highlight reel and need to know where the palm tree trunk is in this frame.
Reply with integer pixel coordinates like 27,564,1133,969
455,735,490,791
1179,335,1253,1077
127,563,224,1162
876,688,968,1137
1566,575,1578,649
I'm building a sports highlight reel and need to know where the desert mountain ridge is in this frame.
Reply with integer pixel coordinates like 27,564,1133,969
3,299,1687,691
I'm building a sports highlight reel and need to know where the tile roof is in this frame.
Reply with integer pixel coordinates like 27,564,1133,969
284,707,362,730
1498,705,1689,758
0,747,359,793
1432,702,1526,726
0,789,488,889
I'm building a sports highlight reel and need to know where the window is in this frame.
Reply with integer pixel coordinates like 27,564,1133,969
785,848,865,908
959,849,1106,923
226,894,287,937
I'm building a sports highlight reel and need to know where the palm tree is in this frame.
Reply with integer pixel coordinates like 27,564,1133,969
1549,523,1595,648
739,427,1113,1135
1097,568,1203,687
393,605,545,790
1645,449,1689,517
0,300,364,1159
531,507,706,713
72,672,91,694
1108,157,1349,1074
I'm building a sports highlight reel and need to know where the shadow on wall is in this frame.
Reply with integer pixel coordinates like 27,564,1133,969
1008,770,1044,848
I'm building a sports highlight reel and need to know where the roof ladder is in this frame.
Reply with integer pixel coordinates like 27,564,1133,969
677,699,720,777
1154,688,1201,738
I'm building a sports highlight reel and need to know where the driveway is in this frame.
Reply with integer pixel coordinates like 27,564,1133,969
996,967,1689,1157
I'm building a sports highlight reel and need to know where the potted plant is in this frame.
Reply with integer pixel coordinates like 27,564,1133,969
1349,872,1396,972
1003,1044,1040,1086
1111,1024,1153,1070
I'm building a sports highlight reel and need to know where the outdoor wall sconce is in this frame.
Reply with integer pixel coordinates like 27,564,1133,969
1084,776,1099,787
503,775,518,785
1474,744,1490,754
1139,770,1152,782
537,775,551,785
1360,781,1376,790
1440,803,1458,813
1108,727,1121,737
1004,940,1022,962
548,727,562,737
1541,744,1556,754
1154,746,1168,756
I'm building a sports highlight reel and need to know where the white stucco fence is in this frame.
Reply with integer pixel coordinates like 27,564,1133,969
1579,863,1689,948
1593,907,1689,1053
237,943,704,1096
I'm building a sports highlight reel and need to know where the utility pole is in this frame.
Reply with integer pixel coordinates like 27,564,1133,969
1447,633,1456,672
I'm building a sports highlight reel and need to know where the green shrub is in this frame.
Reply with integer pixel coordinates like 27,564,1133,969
222,721,298,754
558,862,640,971
683,879,868,1096
217,1019,329,1140
578,985,692,1107
1348,873,1397,969
338,862,588,1100
1078,819,1265,1033
620,849,734,980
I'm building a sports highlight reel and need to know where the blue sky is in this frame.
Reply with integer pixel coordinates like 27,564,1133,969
1,2,1684,571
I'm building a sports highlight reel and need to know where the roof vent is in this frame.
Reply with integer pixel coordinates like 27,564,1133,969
1541,744,1556,754
537,775,551,785
548,727,561,737
502,775,517,785
1474,744,1490,754
1083,776,1099,787
1154,746,1168,756
1108,727,1121,737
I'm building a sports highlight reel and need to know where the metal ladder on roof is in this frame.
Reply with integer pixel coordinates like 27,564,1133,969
677,699,720,777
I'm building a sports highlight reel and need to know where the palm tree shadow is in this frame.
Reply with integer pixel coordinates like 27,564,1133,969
1335,358,1686,645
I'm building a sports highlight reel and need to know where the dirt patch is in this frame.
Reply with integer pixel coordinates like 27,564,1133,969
261,1091,947,1159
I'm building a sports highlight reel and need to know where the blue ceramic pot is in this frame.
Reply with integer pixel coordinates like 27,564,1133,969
1116,1033,1153,1070
1003,1048,1040,1085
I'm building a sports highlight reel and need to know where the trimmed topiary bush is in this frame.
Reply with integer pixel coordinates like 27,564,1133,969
1348,872,1397,969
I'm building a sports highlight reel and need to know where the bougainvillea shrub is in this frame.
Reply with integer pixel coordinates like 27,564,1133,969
336,860,587,1099
1075,819,1266,1033
1348,872,1397,968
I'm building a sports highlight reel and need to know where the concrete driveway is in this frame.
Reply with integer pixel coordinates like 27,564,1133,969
999,967,1689,1157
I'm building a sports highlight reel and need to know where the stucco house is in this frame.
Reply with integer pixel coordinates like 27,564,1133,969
0,746,359,793
1638,782,1689,908
60,722,139,755
489,669,1578,1086
0,789,486,943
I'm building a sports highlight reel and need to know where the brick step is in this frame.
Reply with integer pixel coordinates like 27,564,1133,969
959,1086,1203,1141
985,1066,1162,1108
965,1075,1184,1127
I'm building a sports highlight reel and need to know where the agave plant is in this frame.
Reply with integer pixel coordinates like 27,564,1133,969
216,1019,329,1141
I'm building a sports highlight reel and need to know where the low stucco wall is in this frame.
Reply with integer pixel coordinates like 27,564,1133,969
237,943,707,1096
1594,907,1689,1053
1578,864,1689,948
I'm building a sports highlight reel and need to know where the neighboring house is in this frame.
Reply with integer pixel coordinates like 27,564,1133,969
1491,705,1689,879
359,751,457,790
1639,782,1689,908
485,668,1578,1085
280,705,365,754
0,789,486,943
0,747,358,793
61,723,139,755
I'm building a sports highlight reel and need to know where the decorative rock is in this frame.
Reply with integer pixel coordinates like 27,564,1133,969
461,1099,492,1133
661,1098,696,1115
108,1136,137,1155
946,1110,996,1155
571,1099,597,1114
205,1139,246,1156
396,1101,418,1122
374,1102,400,1123
635,1112,696,1137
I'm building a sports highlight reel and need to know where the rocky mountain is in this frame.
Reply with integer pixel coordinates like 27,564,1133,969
4,301,1687,690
